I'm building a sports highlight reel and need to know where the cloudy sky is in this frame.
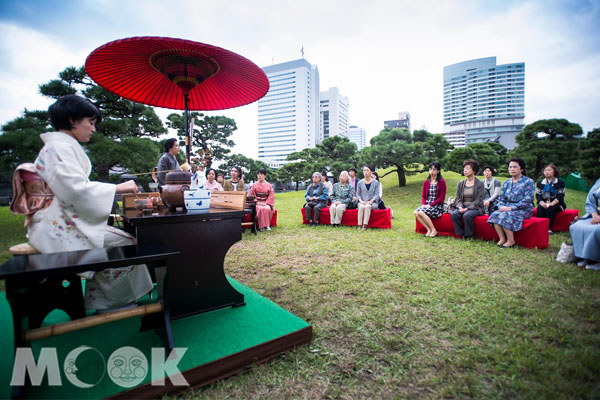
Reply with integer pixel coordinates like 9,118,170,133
1,0,599,158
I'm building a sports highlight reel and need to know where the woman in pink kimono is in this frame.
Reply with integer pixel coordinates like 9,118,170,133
27,95,153,312
249,168,274,231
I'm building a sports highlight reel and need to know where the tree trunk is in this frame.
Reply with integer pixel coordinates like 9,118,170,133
296,181,299,191
97,167,111,183
397,165,406,187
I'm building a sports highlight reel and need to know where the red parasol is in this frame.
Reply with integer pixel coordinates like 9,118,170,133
85,36,269,161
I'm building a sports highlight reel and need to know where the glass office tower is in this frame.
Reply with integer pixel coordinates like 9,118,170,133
443,57,525,149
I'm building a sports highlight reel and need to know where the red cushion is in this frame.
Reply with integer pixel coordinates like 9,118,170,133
531,208,578,232
302,207,392,229
415,213,549,248
243,209,277,228
414,214,460,238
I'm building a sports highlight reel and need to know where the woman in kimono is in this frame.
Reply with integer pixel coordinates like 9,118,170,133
488,157,535,248
570,178,600,270
27,95,153,312
249,168,275,231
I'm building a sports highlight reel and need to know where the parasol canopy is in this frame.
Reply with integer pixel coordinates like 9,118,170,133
85,36,269,161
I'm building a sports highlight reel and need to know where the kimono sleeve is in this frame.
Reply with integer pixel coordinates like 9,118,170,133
35,142,115,225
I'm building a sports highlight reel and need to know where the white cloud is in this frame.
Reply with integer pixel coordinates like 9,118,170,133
1,0,599,158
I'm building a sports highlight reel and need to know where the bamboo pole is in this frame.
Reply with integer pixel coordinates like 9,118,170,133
25,303,163,342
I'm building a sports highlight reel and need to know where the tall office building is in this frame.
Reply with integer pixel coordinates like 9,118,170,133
443,57,525,149
347,125,367,150
257,58,320,168
319,87,349,142
384,112,411,131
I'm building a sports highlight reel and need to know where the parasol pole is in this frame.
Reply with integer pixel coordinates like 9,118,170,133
184,94,190,163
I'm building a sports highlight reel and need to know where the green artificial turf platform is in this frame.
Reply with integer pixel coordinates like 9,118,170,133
0,277,312,399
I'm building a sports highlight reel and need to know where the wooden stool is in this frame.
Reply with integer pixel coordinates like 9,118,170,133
9,243,40,256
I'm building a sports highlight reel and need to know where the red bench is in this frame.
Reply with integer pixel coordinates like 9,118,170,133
415,213,549,249
243,209,278,228
302,207,392,229
531,208,578,231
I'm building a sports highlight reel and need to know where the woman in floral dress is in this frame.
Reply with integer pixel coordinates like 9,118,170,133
488,157,535,248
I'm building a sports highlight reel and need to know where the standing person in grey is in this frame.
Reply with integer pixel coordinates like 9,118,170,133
451,159,485,239
157,138,182,186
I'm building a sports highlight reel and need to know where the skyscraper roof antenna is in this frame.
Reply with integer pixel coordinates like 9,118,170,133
301,46,304,58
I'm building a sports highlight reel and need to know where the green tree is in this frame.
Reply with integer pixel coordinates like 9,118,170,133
277,162,308,191
360,128,451,187
315,136,358,181
286,147,321,177
220,153,275,184
510,118,583,180
444,142,500,174
0,110,51,177
285,136,358,182
580,128,600,184
1,65,168,186
166,112,236,168
415,129,453,167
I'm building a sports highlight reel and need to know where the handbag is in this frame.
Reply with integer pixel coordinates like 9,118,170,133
556,237,576,263
444,196,455,214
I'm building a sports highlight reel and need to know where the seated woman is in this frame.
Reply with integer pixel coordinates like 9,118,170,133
26,95,152,312
482,165,501,215
356,165,381,230
371,171,385,209
304,172,329,226
217,172,225,186
536,163,566,234
414,161,446,237
249,168,275,231
321,171,333,205
330,171,354,227
203,168,223,191
488,157,535,248
451,159,485,239
570,177,600,270
223,166,245,192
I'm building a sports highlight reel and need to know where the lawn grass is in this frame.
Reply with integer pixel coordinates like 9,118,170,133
1,172,599,398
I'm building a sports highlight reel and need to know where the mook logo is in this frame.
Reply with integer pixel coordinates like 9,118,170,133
11,346,189,389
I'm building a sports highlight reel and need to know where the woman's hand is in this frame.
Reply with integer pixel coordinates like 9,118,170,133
540,201,548,209
484,200,490,207
116,180,138,194
499,206,512,212
421,204,430,208
591,213,600,225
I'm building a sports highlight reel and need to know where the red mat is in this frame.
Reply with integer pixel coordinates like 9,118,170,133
415,213,549,249
302,207,392,229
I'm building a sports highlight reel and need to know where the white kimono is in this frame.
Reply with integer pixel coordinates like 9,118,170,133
27,131,152,310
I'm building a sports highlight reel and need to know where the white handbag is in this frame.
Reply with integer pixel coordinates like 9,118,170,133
556,238,576,263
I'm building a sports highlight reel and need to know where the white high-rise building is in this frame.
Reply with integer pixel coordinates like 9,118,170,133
443,57,525,149
257,58,320,168
347,125,367,150
319,87,349,143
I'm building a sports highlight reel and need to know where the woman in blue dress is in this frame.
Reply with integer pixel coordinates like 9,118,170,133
488,158,535,248
570,178,600,270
